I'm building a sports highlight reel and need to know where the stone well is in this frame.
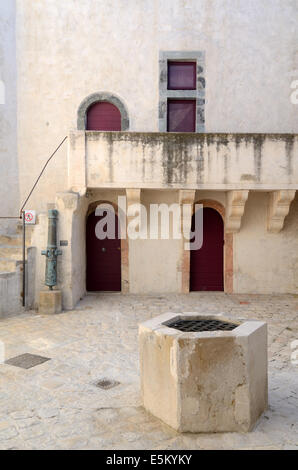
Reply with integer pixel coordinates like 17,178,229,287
139,312,268,433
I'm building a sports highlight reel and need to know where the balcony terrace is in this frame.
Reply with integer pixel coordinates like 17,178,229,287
68,131,298,192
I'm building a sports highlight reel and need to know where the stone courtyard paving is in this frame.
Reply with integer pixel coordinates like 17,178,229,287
0,292,297,450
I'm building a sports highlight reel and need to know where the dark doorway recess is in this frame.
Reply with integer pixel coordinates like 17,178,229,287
190,207,224,291
86,210,121,291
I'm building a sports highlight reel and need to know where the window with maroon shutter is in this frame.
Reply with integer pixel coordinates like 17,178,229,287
167,61,196,90
159,52,205,133
87,102,121,131
167,99,196,132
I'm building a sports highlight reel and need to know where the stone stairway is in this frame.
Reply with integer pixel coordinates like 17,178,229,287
0,226,33,318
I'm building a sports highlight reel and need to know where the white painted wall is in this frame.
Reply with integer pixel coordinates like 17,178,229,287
0,0,19,234
15,0,298,214
2,1,298,300
129,190,181,293
234,191,298,293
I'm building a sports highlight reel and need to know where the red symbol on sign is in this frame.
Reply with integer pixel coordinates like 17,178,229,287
25,212,33,222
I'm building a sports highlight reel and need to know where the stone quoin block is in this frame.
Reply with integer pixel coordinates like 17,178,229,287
139,312,268,433
39,289,62,315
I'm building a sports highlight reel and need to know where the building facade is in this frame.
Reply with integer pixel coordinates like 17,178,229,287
0,0,298,314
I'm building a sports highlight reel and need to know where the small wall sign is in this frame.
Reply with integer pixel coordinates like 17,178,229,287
24,210,36,224
60,240,68,246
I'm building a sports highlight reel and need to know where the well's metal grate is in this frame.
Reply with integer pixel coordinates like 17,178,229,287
163,318,238,332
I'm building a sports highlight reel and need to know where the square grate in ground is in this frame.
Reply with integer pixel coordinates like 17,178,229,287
4,353,51,369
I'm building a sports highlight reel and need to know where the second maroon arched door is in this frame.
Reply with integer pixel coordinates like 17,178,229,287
190,207,224,291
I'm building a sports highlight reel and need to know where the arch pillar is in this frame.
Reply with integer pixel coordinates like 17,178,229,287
55,191,87,309
179,190,196,293
125,189,141,294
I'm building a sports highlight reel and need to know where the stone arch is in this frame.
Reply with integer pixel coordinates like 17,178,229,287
77,92,129,131
196,199,225,220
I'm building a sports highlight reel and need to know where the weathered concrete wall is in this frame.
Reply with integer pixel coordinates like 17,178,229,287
70,131,298,191
0,0,19,234
15,0,298,214
0,266,23,317
234,191,298,293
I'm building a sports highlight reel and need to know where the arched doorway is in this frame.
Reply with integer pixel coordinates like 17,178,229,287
86,101,121,131
190,207,224,291
86,209,121,291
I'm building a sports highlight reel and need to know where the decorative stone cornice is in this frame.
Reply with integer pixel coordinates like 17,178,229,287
179,189,196,206
267,190,296,233
225,190,249,233
126,189,141,206
179,190,196,235
55,191,80,212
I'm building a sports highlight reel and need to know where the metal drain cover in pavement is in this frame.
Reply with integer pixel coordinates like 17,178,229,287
163,317,238,332
95,379,120,390
5,353,51,369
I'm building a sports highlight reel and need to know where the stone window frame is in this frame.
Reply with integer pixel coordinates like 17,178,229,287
77,92,130,131
159,51,206,133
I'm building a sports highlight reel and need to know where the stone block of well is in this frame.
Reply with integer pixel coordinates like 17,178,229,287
39,289,62,315
139,312,268,433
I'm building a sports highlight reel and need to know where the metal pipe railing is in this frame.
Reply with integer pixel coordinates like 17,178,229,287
0,136,68,308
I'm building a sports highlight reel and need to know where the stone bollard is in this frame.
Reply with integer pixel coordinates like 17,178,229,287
39,289,62,315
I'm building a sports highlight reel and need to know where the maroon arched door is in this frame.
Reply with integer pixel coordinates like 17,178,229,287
86,210,121,291
87,102,121,130
190,207,224,291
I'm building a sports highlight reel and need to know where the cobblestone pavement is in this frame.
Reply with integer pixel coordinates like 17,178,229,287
0,293,297,450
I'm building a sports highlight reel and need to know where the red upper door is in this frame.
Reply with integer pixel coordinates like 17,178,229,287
168,61,196,90
86,210,121,291
87,102,121,131
190,207,224,291
167,99,196,132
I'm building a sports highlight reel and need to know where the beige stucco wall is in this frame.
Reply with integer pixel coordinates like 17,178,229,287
0,0,19,234
129,190,181,294
2,0,296,304
132,189,298,296
234,191,298,293
15,0,298,215
29,188,298,310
